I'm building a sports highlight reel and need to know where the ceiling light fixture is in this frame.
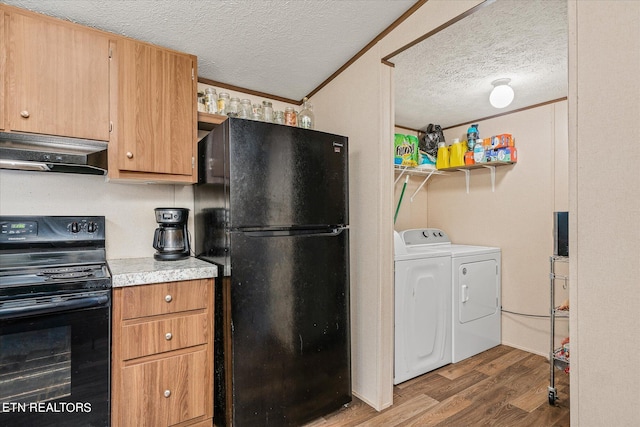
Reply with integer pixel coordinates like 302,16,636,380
489,78,514,109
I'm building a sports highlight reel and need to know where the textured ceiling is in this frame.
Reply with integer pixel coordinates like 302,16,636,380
391,0,568,130
4,0,566,129
3,0,415,102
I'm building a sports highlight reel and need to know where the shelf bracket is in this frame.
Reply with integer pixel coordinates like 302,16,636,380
394,166,408,185
410,170,436,202
458,169,470,194
482,165,497,192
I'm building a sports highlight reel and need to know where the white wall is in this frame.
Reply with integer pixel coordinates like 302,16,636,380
0,169,194,259
426,101,569,357
311,0,483,411
310,46,395,410
569,1,640,424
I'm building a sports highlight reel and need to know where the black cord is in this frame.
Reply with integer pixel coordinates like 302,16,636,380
501,309,554,319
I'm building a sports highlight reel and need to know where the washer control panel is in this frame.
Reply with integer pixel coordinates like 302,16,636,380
401,228,450,246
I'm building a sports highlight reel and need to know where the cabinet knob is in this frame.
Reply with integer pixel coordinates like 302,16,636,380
165,332,173,341
20,110,30,118
164,390,171,398
126,152,134,159
165,294,172,303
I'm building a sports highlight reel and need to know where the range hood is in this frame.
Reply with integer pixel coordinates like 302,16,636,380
0,132,108,175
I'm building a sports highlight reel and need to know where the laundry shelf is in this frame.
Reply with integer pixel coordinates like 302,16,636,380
394,166,445,202
394,161,516,196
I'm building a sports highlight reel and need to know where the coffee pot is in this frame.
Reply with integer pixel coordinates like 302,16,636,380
153,208,190,261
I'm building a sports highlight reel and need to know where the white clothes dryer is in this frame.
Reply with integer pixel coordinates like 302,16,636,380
400,229,501,364
448,244,501,363
394,230,452,384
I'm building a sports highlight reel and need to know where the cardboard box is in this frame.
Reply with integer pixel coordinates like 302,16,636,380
489,147,518,162
491,133,514,149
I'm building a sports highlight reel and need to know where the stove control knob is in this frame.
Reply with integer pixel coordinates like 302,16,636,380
87,222,97,233
70,222,80,233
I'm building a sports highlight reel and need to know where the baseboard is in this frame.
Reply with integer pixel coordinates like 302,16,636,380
501,340,549,359
352,390,393,412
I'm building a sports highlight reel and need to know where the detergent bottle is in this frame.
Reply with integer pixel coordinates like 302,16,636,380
449,138,466,167
436,142,450,169
467,124,479,152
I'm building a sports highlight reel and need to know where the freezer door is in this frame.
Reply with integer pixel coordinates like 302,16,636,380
229,228,351,426
227,118,348,228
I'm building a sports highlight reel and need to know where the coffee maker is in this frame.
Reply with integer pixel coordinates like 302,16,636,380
153,208,190,261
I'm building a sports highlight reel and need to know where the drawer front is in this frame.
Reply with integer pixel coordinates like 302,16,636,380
121,349,208,427
121,279,209,319
121,313,208,360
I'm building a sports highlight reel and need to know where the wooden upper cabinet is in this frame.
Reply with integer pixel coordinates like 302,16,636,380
111,38,197,182
1,10,5,131
6,9,110,141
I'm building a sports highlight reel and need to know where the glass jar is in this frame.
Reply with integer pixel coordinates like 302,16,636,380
228,97,240,117
273,111,285,125
298,97,314,129
197,91,206,112
262,101,273,123
251,103,263,121
239,99,252,119
284,107,297,127
217,92,230,116
204,88,218,114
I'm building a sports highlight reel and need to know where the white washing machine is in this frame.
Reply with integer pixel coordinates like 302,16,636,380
394,230,451,384
400,229,502,364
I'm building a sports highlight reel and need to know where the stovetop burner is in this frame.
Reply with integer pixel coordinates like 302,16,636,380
41,266,96,275
39,265,101,280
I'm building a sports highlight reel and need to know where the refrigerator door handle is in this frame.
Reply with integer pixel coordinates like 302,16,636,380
239,227,346,238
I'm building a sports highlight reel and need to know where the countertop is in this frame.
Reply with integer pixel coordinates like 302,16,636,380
108,257,218,287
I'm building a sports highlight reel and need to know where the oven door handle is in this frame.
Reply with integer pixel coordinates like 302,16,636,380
0,295,110,320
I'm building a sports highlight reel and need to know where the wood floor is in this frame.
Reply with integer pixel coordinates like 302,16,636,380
304,345,570,426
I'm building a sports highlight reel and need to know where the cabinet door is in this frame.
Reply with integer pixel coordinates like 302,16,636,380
1,10,5,131
7,11,110,140
117,39,195,176
121,349,208,427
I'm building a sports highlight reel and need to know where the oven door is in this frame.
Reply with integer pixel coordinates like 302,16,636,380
0,291,110,427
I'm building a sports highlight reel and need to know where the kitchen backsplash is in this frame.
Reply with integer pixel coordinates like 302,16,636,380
0,169,194,259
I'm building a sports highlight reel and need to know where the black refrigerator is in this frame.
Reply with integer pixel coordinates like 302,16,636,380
194,117,351,426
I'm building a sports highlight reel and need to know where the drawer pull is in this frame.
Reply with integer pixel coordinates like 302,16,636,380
165,332,173,341
126,151,134,159
165,294,172,303
20,110,30,118
164,390,171,398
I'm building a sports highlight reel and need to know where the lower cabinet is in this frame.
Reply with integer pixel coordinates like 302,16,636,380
112,279,213,427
